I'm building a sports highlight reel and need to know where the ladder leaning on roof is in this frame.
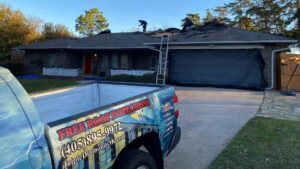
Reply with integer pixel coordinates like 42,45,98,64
156,35,170,85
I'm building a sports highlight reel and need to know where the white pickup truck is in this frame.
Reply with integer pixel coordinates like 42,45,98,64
0,67,181,169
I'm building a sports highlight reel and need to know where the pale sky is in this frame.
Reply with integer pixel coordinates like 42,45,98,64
1,0,231,33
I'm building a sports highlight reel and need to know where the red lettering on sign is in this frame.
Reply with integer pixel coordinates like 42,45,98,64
56,99,150,141
56,121,86,141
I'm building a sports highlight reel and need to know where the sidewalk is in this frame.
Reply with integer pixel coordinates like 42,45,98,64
257,91,300,121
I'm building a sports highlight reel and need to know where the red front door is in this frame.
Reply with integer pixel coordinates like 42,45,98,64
84,56,92,74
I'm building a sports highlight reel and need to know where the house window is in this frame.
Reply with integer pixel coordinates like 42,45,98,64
49,54,57,67
30,54,41,66
150,56,157,70
121,54,128,69
111,53,118,69
102,55,109,69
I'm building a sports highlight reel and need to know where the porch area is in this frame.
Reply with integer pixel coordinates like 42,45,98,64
82,50,158,77
25,49,159,78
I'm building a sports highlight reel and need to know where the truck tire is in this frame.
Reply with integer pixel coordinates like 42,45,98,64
114,149,157,169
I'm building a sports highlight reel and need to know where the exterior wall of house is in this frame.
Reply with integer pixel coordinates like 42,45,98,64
89,50,158,76
130,54,153,69
23,50,83,74
22,44,290,88
23,49,158,76
261,44,290,89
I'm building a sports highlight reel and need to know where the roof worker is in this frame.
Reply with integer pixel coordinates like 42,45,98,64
139,20,147,32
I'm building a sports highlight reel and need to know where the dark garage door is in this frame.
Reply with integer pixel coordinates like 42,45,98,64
169,49,266,90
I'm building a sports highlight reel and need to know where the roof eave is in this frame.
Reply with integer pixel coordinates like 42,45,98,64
15,47,67,50
16,46,153,50
68,46,151,50
144,40,298,46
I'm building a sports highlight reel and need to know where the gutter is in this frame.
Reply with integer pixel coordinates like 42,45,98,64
67,46,151,50
265,47,292,90
144,40,298,46
16,46,153,50
148,47,160,52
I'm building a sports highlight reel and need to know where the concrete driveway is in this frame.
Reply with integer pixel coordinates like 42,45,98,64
165,87,264,169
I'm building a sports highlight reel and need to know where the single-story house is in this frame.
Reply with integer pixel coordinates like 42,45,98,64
17,23,298,90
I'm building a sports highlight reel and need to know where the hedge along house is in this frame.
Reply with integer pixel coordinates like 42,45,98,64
17,23,298,90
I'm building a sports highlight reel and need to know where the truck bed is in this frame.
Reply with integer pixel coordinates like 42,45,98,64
32,83,159,123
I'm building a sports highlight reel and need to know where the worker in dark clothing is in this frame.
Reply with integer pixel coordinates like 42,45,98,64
181,17,193,32
139,20,147,32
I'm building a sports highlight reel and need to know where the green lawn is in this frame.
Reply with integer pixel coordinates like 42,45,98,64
18,79,78,94
210,117,300,169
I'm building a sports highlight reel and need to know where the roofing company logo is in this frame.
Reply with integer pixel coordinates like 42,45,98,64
162,102,173,113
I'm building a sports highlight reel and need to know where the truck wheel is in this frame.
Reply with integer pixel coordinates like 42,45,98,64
114,149,157,169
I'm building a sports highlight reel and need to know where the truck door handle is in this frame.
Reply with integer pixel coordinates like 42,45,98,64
29,146,45,169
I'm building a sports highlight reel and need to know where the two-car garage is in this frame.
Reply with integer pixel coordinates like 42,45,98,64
169,49,266,90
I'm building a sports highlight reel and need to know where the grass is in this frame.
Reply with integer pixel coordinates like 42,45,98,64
210,117,300,169
18,79,78,94
105,74,156,83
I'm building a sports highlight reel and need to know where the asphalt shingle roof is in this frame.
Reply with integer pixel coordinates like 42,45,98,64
17,38,72,49
17,32,161,50
71,32,160,49
165,26,296,45
17,25,297,50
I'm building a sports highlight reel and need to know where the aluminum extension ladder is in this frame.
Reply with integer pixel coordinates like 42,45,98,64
156,35,170,85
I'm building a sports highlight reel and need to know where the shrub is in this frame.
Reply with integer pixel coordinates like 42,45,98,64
105,74,156,83
1,63,25,76
0,53,10,62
